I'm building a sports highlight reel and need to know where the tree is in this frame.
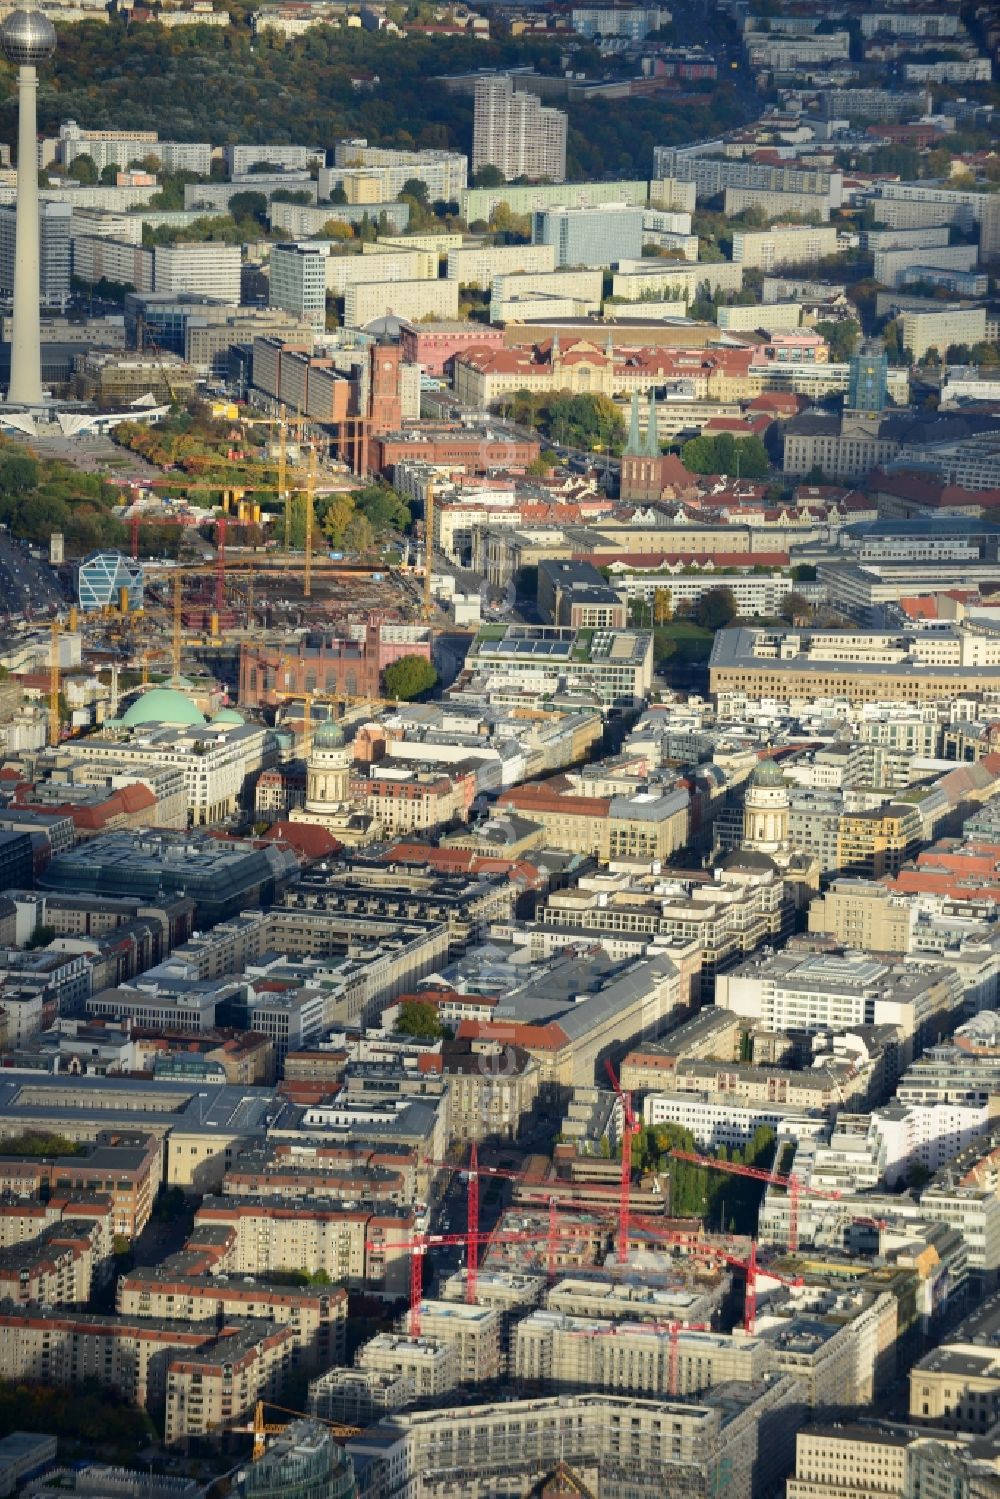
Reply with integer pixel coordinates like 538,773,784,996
695,586,737,631
946,343,971,364
24,924,56,950
401,176,429,205
545,393,626,455
525,456,553,478
384,654,438,701
393,998,443,1039
68,153,98,184
791,562,817,582
99,162,119,185
342,511,375,554
228,190,268,225
472,164,506,188
653,587,672,624
680,433,769,478
353,482,412,535
815,318,860,363
321,493,356,546
923,346,942,368
0,452,40,493
780,590,810,623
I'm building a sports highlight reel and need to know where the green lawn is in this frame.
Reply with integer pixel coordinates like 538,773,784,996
653,620,715,666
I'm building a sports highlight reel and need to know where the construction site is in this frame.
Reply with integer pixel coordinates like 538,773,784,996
10,404,461,749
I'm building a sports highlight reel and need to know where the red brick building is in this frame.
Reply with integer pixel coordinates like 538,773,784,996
372,423,540,477
239,612,432,708
398,319,505,377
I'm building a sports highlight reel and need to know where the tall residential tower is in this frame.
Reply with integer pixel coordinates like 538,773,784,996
472,75,567,184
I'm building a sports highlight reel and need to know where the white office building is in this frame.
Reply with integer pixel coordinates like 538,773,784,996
270,243,328,332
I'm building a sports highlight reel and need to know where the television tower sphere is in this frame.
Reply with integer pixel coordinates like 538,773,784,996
1,9,56,66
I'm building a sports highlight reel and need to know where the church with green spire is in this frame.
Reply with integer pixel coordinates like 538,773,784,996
620,389,694,502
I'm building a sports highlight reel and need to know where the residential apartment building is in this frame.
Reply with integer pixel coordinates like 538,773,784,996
152,243,241,301
513,1312,767,1396
192,1195,413,1295
344,277,459,329
0,1306,292,1448
118,1267,347,1370
874,244,979,293
900,307,988,362
327,139,467,203
446,242,556,287
489,268,604,322
325,247,436,297
724,188,831,223
349,1380,803,1499
472,75,568,183
0,202,71,308
0,1132,160,1237
462,178,648,224
71,236,153,293
163,1322,295,1449
652,152,842,207
731,225,839,271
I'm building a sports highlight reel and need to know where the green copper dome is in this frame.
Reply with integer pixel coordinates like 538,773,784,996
751,758,786,788
211,707,245,726
313,718,346,749
121,687,206,728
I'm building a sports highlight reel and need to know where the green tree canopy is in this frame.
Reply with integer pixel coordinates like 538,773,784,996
472,164,506,187
393,998,443,1039
680,433,770,478
815,318,860,362
353,482,412,535
228,189,268,224
692,585,737,631
384,654,438,701
67,153,98,184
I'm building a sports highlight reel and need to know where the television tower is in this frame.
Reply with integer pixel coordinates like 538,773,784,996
1,4,55,405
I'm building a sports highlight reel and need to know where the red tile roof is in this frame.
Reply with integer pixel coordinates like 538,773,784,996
260,822,342,860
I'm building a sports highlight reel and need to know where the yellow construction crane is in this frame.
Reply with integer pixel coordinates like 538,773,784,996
278,404,289,561
230,1399,360,1461
48,617,60,748
304,442,317,600
423,479,434,624
171,572,182,682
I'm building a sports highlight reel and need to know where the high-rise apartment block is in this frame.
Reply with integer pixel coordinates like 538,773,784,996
0,199,70,310
152,243,241,303
269,243,328,332
327,140,467,203
472,75,567,184
54,121,212,176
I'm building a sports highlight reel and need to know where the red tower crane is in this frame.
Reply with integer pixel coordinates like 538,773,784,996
369,1225,592,1338
634,1220,803,1333
605,1059,637,1266
668,1148,843,1254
